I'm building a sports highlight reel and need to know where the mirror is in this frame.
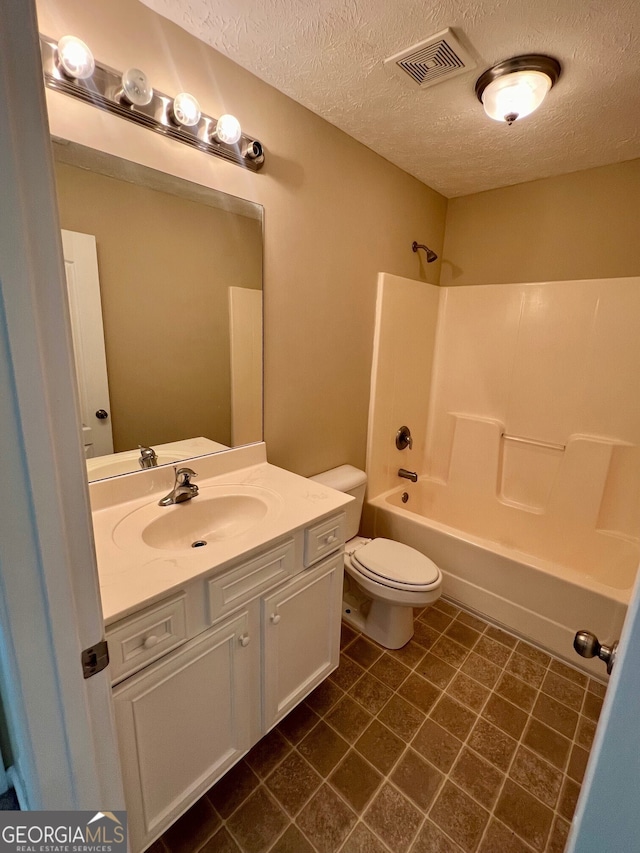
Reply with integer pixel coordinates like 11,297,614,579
52,140,263,482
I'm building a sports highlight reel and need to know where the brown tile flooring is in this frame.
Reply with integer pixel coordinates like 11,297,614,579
151,599,605,853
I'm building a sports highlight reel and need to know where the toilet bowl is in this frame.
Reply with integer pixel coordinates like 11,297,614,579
310,466,442,649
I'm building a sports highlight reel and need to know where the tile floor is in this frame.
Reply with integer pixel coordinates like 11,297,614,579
151,599,605,853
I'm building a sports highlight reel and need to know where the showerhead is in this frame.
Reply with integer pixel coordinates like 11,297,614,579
412,241,438,263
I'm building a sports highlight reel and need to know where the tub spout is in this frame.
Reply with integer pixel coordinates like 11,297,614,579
398,468,418,483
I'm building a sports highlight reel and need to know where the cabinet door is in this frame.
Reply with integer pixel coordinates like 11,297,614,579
113,610,251,852
263,553,343,729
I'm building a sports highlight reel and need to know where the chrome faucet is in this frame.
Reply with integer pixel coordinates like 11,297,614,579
159,467,199,506
138,445,158,469
398,468,418,483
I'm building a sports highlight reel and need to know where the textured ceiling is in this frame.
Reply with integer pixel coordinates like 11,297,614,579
139,0,640,197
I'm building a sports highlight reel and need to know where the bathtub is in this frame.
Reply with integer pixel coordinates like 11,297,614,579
367,481,636,675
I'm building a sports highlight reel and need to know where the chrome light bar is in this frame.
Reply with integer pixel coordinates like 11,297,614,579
40,35,265,172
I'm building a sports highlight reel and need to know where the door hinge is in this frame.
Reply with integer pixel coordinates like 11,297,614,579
81,639,109,679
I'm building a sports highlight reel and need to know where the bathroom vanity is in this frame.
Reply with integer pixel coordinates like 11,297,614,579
89,443,351,852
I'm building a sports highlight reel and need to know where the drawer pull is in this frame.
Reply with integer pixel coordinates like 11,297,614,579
304,514,345,567
239,633,251,647
143,635,159,650
270,613,281,625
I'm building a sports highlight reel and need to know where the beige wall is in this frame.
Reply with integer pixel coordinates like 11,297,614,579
55,162,261,452
37,0,447,477
441,159,640,286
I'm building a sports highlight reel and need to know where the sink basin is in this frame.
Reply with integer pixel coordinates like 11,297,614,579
112,484,283,552
143,495,271,550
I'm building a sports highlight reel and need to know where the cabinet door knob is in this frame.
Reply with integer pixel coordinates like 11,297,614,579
143,634,159,649
270,613,281,625
326,534,337,544
239,633,250,647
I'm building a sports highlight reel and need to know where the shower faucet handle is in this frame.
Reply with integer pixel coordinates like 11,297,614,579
574,630,618,675
396,425,413,450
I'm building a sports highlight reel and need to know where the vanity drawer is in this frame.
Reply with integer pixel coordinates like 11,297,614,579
107,593,187,685
304,514,346,567
208,539,295,624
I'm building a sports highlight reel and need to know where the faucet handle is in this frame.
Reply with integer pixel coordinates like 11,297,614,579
396,426,413,451
138,445,158,469
176,467,198,483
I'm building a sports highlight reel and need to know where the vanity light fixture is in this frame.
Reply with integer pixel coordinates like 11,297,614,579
56,34,95,80
39,34,265,172
171,92,201,127
120,67,154,107
212,114,242,145
475,54,561,125
244,140,264,161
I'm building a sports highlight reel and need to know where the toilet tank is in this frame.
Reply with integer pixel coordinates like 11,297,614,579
310,465,367,540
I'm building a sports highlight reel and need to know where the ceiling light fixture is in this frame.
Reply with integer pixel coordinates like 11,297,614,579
475,55,561,126
56,34,95,80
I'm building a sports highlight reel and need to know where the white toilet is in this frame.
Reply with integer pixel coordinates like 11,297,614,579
310,465,442,649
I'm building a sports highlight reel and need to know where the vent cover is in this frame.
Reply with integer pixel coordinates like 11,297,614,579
384,28,476,89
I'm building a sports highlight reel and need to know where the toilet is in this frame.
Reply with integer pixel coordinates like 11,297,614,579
310,465,442,649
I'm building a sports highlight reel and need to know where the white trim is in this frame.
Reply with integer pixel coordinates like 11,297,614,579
0,1,123,809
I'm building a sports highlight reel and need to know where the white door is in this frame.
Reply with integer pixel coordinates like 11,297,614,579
61,229,113,458
0,1,123,810
566,564,640,851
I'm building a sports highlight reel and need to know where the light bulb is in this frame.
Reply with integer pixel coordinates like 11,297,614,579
57,35,95,80
172,92,201,127
213,114,242,145
481,70,552,125
121,68,153,107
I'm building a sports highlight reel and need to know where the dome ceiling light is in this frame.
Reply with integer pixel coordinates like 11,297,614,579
475,55,561,126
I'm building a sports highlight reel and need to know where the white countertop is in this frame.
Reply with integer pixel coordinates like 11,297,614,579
89,443,352,624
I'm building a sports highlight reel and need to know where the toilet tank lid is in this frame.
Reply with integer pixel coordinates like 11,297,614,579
310,465,367,491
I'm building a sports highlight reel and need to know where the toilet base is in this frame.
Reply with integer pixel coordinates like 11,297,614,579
343,595,416,649
342,564,441,649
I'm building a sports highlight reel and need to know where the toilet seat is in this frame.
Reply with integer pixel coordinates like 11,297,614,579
351,538,440,592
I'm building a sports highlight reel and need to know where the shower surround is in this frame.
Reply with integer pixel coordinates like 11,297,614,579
364,274,640,672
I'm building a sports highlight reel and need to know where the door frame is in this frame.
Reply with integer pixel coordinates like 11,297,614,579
0,0,123,809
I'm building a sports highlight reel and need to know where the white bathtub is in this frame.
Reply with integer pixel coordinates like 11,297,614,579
367,481,636,675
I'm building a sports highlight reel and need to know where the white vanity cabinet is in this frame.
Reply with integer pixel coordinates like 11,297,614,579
112,610,252,848
107,513,345,853
262,552,343,728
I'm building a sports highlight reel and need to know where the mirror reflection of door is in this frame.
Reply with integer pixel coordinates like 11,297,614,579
61,229,114,458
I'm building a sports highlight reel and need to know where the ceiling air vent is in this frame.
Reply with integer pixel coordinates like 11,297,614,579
384,28,476,89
